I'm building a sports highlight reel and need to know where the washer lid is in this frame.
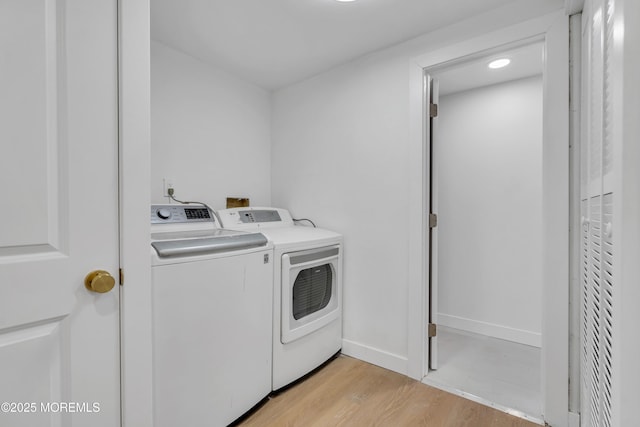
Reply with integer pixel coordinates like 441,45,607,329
151,232,268,258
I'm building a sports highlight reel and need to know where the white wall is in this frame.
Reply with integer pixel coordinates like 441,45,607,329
151,41,271,208
436,76,543,347
272,1,563,372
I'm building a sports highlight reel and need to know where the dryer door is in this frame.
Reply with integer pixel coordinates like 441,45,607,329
281,245,341,344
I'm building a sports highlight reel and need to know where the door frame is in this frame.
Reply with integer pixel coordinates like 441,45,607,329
407,10,570,426
118,1,153,426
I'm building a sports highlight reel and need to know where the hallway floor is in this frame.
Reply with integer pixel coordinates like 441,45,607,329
422,327,542,424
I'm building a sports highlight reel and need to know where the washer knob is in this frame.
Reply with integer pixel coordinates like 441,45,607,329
157,208,171,220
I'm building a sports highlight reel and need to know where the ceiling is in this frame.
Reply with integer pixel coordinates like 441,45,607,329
151,0,520,90
433,41,544,96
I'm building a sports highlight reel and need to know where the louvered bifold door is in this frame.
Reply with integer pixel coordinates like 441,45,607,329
580,1,616,426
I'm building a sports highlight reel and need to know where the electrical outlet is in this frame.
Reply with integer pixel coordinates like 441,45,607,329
163,178,175,197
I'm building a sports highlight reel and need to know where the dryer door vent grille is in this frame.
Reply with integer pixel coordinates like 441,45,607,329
292,265,333,320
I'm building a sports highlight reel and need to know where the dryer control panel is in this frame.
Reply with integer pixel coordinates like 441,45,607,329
217,207,294,229
239,210,281,224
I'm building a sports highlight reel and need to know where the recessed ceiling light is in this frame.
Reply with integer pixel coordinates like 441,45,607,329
488,58,511,69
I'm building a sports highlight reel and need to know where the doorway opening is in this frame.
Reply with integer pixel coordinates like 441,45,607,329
408,13,570,426
422,40,545,423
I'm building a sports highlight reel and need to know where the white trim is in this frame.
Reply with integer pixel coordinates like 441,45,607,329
568,12,582,415
118,1,152,426
411,13,561,71
565,0,585,15
568,411,581,427
341,339,408,376
408,10,570,427
541,14,570,427
438,314,541,348
613,0,640,425
406,50,428,381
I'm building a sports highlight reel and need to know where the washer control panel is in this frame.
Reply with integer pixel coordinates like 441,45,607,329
151,204,212,224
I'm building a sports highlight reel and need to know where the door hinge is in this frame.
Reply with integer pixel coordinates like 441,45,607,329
119,268,124,286
428,323,437,338
429,213,438,228
429,103,438,118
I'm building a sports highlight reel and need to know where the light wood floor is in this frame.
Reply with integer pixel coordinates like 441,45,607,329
236,355,539,427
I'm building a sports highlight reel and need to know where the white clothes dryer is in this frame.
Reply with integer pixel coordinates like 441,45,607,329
150,204,274,426
217,207,343,390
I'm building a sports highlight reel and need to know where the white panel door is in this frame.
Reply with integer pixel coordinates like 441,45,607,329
426,74,439,371
0,0,120,426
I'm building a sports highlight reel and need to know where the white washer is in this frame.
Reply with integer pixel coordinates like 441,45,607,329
150,204,274,426
217,207,343,390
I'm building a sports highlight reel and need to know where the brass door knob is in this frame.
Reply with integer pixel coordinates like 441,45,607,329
84,270,116,293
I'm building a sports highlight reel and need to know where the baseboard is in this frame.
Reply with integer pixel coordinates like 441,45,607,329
568,411,580,427
438,313,541,348
341,339,408,376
